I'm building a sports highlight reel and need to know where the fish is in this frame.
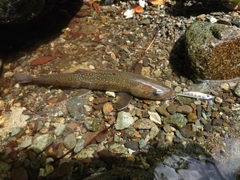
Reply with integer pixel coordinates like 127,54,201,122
14,69,175,102
177,91,215,100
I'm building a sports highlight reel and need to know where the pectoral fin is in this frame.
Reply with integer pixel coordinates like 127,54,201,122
114,92,133,111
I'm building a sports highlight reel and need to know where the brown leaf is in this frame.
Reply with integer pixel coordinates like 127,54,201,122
29,56,57,66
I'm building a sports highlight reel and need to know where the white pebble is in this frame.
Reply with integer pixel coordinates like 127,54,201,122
148,111,161,125
220,83,229,91
215,97,223,103
105,91,115,97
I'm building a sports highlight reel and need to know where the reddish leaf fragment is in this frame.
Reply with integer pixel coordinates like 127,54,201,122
30,56,57,66
92,2,100,13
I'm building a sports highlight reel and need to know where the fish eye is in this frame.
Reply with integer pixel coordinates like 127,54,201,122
152,92,160,96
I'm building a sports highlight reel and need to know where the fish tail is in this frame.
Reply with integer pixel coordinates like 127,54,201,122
14,73,33,83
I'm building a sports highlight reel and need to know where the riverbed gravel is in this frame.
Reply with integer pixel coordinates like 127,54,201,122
1,0,240,179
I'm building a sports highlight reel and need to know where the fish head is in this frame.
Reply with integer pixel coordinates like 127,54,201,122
130,82,175,100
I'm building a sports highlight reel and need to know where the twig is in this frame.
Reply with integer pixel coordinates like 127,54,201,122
130,27,160,72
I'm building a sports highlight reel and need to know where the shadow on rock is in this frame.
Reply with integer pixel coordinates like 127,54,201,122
169,0,232,17
0,0,82,69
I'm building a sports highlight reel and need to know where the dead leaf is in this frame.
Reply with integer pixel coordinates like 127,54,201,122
133,5,144,13
148,0,164,6
29,56,57,66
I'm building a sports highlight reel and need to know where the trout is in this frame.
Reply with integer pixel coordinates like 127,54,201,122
14,69,175,100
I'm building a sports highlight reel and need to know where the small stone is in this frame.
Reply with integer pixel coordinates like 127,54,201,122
11,127,25,138
163,124,173,133
234,82,240,97
166,104,178,114
180,124,196,138
139,139,147,149
74,139,85,153
162,113,188,128
75,148,96,159
188,112,198,123
103,102,114,115
196,14,206,20
125,141,139,150
63,133,76,150
50,162,71,179
215,97,223,103
115,111,134,130
109,143,128,154
148,111,161,124
177,105,193,114
133,118,155,129
220,83,230,91
31,134,54,154
204,123,213,131
209,17,217,23
45,164,54,176
212,118,223,126
66,96,88,120
165,132,174,143
84,118,105,132
54,124,65,136
18,136,32,150
150,125,160,139
65,123,79,132
156,104,170,117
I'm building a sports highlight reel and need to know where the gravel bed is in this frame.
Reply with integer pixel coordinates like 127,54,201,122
1,0,240,179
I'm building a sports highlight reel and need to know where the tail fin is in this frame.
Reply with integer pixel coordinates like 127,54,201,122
14,73,33,83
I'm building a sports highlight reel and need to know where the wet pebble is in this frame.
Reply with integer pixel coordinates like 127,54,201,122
234,82,240,97
66,96,87,119
180,124,196,138
74,139,85,153
204,123,213,131
54,124,65,136
31,134,54,153
63,133,76,150
212,118,224,126
177,105,193,114
84,118,105,131
109,143,128,154
125,141,139,150
49,162,72,179
188,112,198,123
103,102,114,115
18,136,32,150
133,118,155,129
148,111,161,124
220,83,230,91
115,111,134,130
163,124,173,133
156,104,170,117
150,125,160,139
139,139,147,149
166,104,178,114
11,127,25,138
162,113,188,128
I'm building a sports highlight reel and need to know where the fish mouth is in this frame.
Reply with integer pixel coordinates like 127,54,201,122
160,91,176,100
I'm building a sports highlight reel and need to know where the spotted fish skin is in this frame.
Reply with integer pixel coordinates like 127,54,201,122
14,69,175,100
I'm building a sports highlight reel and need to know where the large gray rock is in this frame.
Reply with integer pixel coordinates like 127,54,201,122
185,21,240,81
